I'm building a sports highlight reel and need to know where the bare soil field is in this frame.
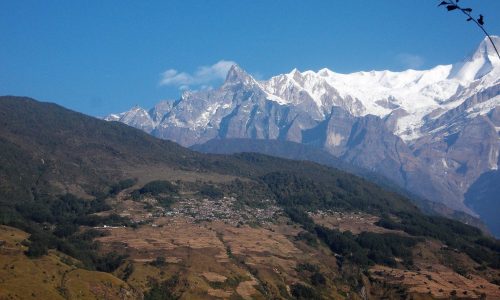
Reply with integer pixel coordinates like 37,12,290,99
310,211,402,234
370,265,500,299
369,239,500,299
95,217,346,299
96,217,226,261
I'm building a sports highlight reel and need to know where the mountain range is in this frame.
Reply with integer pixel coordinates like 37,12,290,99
107,36,500,236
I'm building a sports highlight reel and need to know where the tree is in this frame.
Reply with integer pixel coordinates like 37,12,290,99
438,0,500,59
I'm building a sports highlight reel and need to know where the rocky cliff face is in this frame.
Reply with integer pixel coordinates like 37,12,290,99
106,37,500,228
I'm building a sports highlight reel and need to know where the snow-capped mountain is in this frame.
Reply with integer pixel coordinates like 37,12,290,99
106,37,500,227
261,36,499,142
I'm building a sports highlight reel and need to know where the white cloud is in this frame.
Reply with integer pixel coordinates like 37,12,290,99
396,53,425,69
159,60,236,88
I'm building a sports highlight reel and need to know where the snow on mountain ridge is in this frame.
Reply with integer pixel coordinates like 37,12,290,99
262,65,459,140
259,37,499,141
107,36,499,142
449,36,499,82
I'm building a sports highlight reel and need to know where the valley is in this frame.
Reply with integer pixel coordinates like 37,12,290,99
1,96,500,299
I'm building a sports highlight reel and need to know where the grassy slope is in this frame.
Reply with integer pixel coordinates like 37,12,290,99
0,225,139,300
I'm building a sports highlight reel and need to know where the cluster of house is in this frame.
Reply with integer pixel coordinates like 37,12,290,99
165,196,282,226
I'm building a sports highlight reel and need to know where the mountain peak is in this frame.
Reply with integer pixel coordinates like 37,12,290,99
448,36,499,81
287,68,304,82
224,64,254,85
473,35,499,60
318,68,332,76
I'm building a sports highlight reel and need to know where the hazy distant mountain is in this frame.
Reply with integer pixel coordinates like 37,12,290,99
107,37,500,233
465,155,500,237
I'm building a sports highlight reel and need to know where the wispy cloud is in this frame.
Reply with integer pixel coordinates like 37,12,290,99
396,53,425,69
159,60,236,88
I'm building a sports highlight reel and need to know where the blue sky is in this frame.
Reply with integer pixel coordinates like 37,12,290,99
1,1,499,116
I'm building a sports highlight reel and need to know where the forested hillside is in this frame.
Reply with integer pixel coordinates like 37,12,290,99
1,96,499,299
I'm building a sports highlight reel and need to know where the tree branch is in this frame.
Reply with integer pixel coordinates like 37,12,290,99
441,0,500,60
